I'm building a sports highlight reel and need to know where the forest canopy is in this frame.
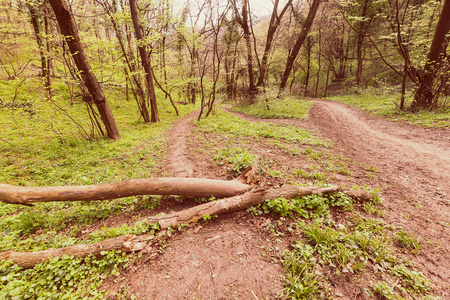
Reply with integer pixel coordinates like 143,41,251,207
0,0,448,139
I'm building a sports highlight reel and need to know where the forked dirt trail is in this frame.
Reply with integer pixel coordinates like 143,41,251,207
308,100,450,295
107,101,449,298
110,110,285,299
228,100,450,297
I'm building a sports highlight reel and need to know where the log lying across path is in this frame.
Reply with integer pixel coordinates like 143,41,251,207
147,185,340,229
0,234,152,269
0,177,252,206
0,185,340,268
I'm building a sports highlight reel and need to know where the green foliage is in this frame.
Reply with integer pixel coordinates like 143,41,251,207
87,221,152,243
197,109,327,146
395,229,422,252
231,95,312,119
390,264,431,293
0,79,196,187
280,210,433,298
372,281,400,299
282,244,323,299
202,214,217,222
214,144,255,174
0,251,128,299
261,192,353,219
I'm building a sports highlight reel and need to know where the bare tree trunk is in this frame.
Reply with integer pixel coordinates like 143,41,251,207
279,0,321,95
256,0,292,88
232,0,257,98
48,0,120,140
412,0,450,110
324,65,331,97
304,36,312,96
129,0,160,122
314,26,322,98
43,0,52,98
27,1,52,98
355,0,369,86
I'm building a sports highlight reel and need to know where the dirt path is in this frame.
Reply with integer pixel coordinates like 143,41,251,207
167,111,198,177
107,102,449,298
307,100,450,296
107,111,285,299
228,100,450,296
289,100,449,295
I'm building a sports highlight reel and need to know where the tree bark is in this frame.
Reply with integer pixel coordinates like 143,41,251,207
411,0,450,110
129,0,160,122
27,1,52,98
0,177,253,205
304,36,312,96
232,0,257,98
147,185,341,229
48,0,120,140
355,0,369,86
279,0,321,94
256,0,292,88
0,234,149,269
0,185,341,268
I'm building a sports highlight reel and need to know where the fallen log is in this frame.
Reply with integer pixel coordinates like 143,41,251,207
0,177,252,206
0,185,340,268
148,185,341,229
0,234,152,269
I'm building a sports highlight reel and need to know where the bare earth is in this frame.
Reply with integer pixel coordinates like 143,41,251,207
309,100,450,296
105,99,450,299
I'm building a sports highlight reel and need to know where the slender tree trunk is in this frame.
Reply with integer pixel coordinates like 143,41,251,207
304,36,312,96
355,0,369,86
314,26,322,97
232,0,256,98
101,0,149,122
129,0,160,122
27,4,47,77
27,2,52,98
256,0,292,88
279,0,321,94
48,0,120,140
412,0,450,110
43,0,52,98
324,65,330,97
241,0,256,97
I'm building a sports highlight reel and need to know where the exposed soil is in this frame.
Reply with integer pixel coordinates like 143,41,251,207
167,110,198,178
105,99,450,299
308,100,450,297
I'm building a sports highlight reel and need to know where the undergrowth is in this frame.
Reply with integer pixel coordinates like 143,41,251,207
329,88,449,128
249,191,433,299
0,78,195,298
196,109,327,146
0,250,128,299
231,94,312,119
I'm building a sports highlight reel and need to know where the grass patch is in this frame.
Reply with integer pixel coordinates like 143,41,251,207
213,143,255,174
329,89,449,128
254,190,434,299
231,95,312,119
0,250,128,299
0,78,196,298
196,109,327,146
